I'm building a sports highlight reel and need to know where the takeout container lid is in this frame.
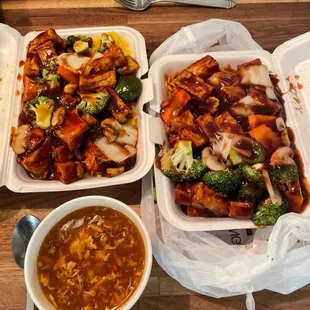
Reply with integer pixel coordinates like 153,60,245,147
0,24,155,192
148,31,310,231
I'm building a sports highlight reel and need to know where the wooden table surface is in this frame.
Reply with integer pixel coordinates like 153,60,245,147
1,1,310,309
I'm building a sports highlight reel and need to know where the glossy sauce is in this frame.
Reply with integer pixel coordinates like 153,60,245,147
37,207,145,310
287,128,310,213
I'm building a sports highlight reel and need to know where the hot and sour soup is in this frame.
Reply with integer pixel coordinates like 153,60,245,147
37,207,145,310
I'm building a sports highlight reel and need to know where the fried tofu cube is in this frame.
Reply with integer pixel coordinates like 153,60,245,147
28,128,45,150
196,96,220,116
79,70,116,92
83,142,110,176
187,55,219,79
207,71,235,87
54,161,84,184
175,70,213,100
230,88,280,118
28,28,63,55
23,55,40,77
118,56,140,76
191,182,229,216
170,110,207,148
175,183,193,206
52,145,73,163
107,88,132,123
229,202,254,218
23,76,49,101
36,41,57,70
88,45,126,73
215,111,245,135
220,86,246,104
55,110,88,150
196,113,220,144
19,137,52,179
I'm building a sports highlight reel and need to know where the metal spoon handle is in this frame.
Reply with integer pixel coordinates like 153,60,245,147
155,0,236,9
26,291,39,310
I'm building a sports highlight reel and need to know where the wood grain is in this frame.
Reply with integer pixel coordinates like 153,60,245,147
1,0,307,10
1,2,310,310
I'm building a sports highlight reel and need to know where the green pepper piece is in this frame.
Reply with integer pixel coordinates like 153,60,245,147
247,141,265,164
229,141,265,166
115,76,142,101
229,148,244,166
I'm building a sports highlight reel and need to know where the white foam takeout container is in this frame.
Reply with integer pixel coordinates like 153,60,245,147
148,32,310,231
0,24,155,192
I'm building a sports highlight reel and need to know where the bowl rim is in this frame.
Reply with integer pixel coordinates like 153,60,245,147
24,195,153,310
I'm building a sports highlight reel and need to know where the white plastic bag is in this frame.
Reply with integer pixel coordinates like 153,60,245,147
149,19,262,65
141,170,310,309
142,19,310,309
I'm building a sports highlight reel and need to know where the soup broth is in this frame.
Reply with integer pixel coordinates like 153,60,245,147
37,207,145,310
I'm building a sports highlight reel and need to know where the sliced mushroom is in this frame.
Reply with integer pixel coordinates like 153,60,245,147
64,83,78,95
262,169,282,204
276,117,286,131
276,117,290,146
201,147,226,171
82,113,98,126
11,124,31,154
252,163,264,172
51,106,65,127
101,118,122,143
106,166,125,177
270,146,294,166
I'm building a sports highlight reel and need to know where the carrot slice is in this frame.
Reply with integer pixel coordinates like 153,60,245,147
160,89,191,125
248,115,277,131
57,66,79,84
249,124,281,153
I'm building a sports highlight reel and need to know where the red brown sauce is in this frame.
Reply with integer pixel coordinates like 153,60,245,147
294,75,300,80
15,90,20,96
17,73,22,81
288,127,310,213
37,207,145,310
297,82,303,90
19,60,25,67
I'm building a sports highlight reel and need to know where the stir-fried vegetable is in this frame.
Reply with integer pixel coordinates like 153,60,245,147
156,55,306,224
115,76,143,101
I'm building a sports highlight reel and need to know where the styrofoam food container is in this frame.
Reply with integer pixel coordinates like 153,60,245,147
0,24,155,192
148,32,310,231
24,196,152,310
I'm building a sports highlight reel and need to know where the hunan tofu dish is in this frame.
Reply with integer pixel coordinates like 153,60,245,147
37,207,145,310
157,55,308,226
11,28,142,184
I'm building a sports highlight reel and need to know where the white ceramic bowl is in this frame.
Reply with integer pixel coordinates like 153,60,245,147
24,196,152,310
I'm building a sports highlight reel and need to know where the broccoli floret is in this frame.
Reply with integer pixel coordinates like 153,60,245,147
98,33,114,53
65,35,92,51
161,140,207,183
242,165,265,188
76,91,109,115
24,96,55,130
39,71,60,89
252,197,288,226
202,168,242,193
269,164,299,188
238,183,264,204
